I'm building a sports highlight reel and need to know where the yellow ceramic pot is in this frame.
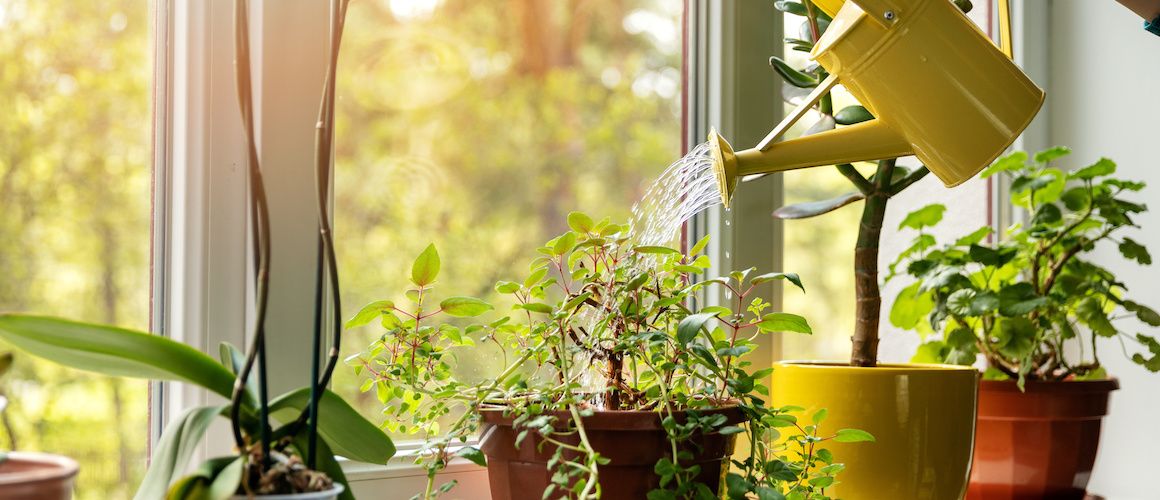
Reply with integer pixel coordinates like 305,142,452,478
770,361,979,500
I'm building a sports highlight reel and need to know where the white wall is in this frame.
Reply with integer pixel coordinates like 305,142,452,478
1048,2,1160,498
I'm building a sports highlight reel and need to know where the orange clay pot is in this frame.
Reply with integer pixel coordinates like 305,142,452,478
967,379,1119,500
478,406,744,500
0,452,78,500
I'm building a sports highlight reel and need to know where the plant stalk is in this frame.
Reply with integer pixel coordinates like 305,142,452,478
850,159,895,367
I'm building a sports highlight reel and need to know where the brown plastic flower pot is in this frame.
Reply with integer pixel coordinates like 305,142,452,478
0,452,78,500
967,379,1119,500
478,406,744,500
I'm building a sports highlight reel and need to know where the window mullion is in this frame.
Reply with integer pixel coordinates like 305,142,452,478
155,0,251,462
687,0,784,365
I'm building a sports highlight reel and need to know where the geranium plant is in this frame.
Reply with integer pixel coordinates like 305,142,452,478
347,213,873,499
889,147,1160,384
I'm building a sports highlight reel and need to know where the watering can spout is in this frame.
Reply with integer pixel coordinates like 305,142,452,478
710,121,911,208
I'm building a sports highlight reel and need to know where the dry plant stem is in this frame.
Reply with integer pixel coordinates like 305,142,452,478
850,159,895,367
231,0,275,462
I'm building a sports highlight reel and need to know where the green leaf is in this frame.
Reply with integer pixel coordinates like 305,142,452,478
774,0,807,16
411,244,441,286
750,272,805,292
0,315,237,400
219,342,257,403
890,282,934,330
1070,158,1116,180
997,284,1049,316
1076,297,1116,337
677,313,718,346
345,300,395,329
1033,146,1071,164
134,405,225,500
769,56,818,88
1119,237,1152,265
772,192,864,220
689,235,712,256
718,425,746,435
758,313,812,334
208,456,244,500
269,388,395,465
1061,187,1091,211
911,341,948,363
439,297,493,317
567,212,594,233
457,446,488,467
812,408,828,425
980,151,1028,178
834,105,873,125
954,226,993,246
994,317,1037,358
552,232,578,256
898,204,946,230
969,244,1016,268
1124,300,1160,326
495,281,521,294
633,245,682,255
834,428,876,443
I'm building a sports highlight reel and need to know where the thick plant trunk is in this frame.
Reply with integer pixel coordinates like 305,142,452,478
850,160,894,367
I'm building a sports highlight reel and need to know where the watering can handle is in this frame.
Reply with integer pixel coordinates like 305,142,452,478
847,0,1016,59
997,0,1013,59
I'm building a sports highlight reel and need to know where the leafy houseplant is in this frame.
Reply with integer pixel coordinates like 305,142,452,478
0,0,396,498
346,213,872,499
756,2,982,498
889,147,1157,499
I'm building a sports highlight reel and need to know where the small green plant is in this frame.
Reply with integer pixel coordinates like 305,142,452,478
347,212,872,499
889,147,1160,384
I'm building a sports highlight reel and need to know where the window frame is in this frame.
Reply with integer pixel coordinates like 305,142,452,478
151,0,785,493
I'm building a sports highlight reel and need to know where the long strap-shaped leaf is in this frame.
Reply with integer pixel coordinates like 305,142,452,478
134,405,227,500
0,314,236,399
270,387,395,465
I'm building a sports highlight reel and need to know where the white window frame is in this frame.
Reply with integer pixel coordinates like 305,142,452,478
151,0,783,496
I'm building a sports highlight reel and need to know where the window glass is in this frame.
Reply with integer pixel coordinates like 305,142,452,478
333,0,683,435
0,1,151,498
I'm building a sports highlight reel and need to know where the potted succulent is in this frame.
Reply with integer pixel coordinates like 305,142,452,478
889,147,1158,499
346,213,873,499
0,352,80,500
0,0,395,498
756,1,982,498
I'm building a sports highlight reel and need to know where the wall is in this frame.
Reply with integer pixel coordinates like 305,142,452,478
1049,2,1160,498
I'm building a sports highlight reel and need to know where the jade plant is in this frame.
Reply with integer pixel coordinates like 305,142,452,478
347,212,873,499
766,0,977,367
0,0,394,498
888,147,1160,384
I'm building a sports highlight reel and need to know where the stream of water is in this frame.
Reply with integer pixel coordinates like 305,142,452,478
627,141,722,247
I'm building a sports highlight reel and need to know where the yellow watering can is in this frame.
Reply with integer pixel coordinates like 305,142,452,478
711,0,1043,207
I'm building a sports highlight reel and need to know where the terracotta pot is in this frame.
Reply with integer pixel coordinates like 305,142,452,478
770,361,980,500
967,379,1119,500
478,406,744,500
0,452,78,500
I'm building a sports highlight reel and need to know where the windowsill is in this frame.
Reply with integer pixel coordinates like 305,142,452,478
341,442,487,482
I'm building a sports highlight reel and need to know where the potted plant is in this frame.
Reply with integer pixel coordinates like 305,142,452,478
0,0,394,498
755,1,981,498
0,352,80,500
889,147,1159,499
346,213,873,499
